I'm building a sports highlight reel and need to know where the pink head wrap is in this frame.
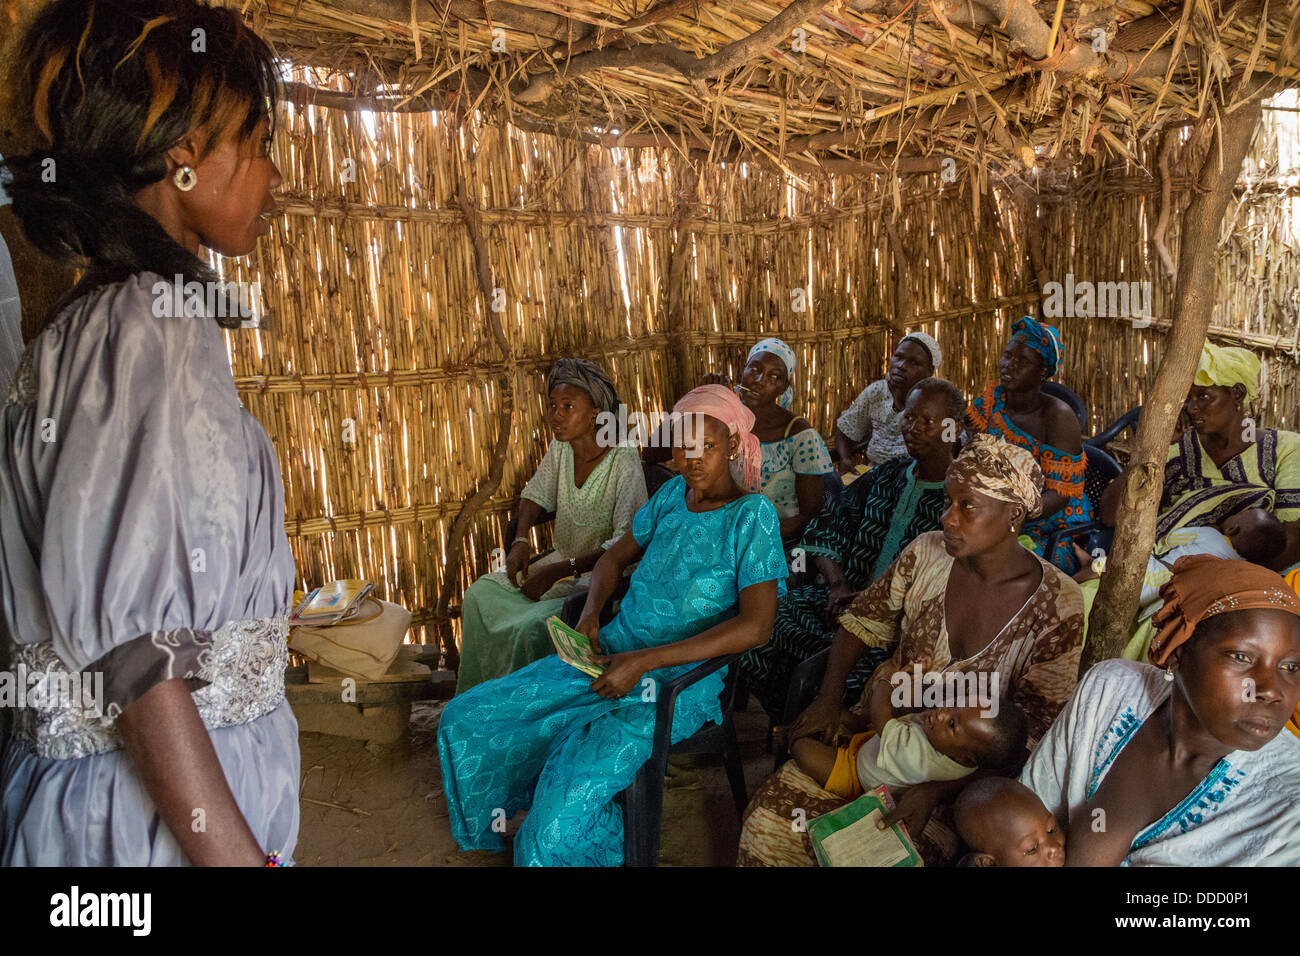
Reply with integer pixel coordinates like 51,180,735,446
672,384,763,493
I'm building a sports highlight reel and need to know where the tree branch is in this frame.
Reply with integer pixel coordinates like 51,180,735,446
432,123,517,669
662,161,700,398
1152,124,1179,283
514,0,832,104
284,0,595,44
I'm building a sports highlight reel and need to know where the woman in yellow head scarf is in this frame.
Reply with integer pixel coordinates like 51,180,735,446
1101,342,1300,569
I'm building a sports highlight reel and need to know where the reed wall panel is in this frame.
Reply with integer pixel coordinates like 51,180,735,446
216,80,1300,659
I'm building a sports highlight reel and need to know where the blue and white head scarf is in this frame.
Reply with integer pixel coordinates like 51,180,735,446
900,332,942,370
1010,317,1064,378
747,337,797,410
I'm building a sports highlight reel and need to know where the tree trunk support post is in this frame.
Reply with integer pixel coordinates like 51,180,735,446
1082,95,1267,670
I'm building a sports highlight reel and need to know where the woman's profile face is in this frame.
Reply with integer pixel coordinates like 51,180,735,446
998,340,1045,393
184,115,282,258
1173,608,1300,752
672,414,735,491
889,339,933,394
940,475,1019,558
738,351,789,409
547,384,597,442
901,388,953,460
1184,384,1244,438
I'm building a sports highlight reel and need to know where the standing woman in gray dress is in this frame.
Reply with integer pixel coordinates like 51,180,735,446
0,0,297,865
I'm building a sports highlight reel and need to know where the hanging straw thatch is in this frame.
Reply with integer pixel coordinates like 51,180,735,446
207,45,1298,663
222,0,1299,180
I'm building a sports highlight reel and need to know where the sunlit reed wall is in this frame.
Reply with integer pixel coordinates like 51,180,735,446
214,75,1300,657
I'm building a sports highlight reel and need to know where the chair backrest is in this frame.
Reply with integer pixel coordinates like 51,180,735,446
1082,445,1121,511
1086,406,1141,449
643,461,674,498
1042,381,1088,433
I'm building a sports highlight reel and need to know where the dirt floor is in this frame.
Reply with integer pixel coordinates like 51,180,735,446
293,698,779,866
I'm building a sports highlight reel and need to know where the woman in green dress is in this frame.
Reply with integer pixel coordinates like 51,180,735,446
455,359,647,692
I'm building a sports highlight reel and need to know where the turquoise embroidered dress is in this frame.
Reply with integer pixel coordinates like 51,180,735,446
455,441,647,693
437,475,787,866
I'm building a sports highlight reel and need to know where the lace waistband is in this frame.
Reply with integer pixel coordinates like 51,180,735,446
8,617,289,760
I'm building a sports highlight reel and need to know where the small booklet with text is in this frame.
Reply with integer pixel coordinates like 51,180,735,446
289,579,375,627
808,786,923,867
545,616,606,678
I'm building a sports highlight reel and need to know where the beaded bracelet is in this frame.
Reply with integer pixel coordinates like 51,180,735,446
264,850,286,867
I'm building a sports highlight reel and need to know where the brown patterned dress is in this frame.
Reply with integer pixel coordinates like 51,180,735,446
737,530,1085,866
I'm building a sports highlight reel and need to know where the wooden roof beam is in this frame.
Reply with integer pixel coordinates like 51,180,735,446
513,0,833,104
279,80,944,173
975,0,1274,80
278,0,596,44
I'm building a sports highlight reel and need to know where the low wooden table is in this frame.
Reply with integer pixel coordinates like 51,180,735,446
285,646,456,743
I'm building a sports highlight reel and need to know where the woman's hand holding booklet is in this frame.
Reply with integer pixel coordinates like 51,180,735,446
545,616,606,678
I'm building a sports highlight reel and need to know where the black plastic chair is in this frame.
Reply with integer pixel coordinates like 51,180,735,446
643,462,674,497
1045,444,1122,558
1086,406,1141,449
618,652,749,866
504,509,557,561
1042,382,1088,433
770,647,831,769
560,578,625,628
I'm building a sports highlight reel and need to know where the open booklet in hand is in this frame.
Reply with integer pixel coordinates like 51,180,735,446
546,616,607,678
808,785,923,867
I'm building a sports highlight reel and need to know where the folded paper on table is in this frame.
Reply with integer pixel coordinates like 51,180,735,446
289,597,411,681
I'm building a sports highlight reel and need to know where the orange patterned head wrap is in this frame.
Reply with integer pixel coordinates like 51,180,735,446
1147,554,1300,666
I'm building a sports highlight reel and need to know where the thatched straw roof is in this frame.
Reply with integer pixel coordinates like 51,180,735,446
232,0,1298,178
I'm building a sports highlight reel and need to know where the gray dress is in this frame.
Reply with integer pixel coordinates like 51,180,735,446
0,272,300,865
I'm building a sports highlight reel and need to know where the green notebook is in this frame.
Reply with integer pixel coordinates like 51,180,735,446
546,616,607,678
808,786,923,867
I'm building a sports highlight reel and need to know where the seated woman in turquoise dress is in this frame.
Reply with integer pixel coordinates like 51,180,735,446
968,317,1091,571
437,384,787,866
737,337,834,548
455,358,647,692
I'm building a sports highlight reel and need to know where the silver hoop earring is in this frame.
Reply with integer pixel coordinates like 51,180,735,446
173,165,198,191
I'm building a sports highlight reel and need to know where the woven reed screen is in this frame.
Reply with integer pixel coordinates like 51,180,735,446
213,85,1300,657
